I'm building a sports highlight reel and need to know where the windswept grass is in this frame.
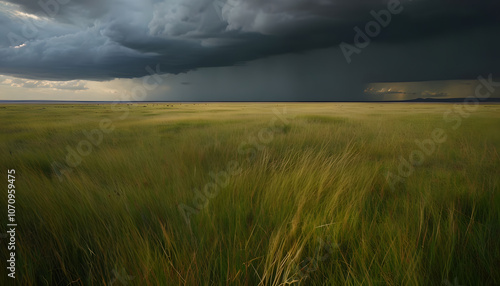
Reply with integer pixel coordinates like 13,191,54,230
0,103,498,285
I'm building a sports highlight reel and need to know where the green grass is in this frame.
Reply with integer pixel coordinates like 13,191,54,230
0,103,499,285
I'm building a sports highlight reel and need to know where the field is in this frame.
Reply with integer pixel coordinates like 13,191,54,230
0,103,499,285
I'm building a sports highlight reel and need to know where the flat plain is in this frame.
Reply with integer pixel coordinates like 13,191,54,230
0,103,499,285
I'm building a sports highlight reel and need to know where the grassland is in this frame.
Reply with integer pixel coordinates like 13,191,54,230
0,103,499,285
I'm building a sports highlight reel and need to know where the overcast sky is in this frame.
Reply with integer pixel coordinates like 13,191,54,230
0,0,499,101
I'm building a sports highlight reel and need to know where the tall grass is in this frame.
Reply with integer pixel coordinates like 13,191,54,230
0,103,498,285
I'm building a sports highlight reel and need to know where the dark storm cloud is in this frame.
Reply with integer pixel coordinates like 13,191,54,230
0,0,499,82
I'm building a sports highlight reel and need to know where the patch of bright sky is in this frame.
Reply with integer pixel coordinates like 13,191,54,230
364,79,500,101
1,74,498,101
0,75,172,101
0,1,40,20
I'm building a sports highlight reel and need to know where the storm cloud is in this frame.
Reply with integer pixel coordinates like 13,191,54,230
0,0,499,96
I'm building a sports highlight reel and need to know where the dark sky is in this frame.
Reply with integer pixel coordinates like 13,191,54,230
0,0,499,101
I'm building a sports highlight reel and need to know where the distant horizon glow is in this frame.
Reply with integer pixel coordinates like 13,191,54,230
2,73,499,102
